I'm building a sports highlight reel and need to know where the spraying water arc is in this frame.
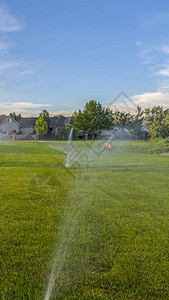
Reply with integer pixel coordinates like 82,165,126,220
65,128,73,168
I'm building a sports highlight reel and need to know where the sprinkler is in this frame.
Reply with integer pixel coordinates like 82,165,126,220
65,163,70,168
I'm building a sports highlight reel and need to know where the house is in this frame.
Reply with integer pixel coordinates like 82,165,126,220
50,115,73,134
50,115,66,134
0,114,73,136
0,115,20,136
63,116,73,127
18,115,73,135
18,117,37,134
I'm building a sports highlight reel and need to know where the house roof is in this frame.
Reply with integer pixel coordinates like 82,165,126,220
0,115,20,127
18,117,37,128
51,115,73,127
9,115,73,128
50,115,66,127
0,115,8,124
64,116,73,125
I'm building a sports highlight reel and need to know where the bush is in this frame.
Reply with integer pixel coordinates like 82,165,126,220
145,138,169,154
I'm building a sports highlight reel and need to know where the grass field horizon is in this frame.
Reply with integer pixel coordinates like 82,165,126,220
1,140,169,299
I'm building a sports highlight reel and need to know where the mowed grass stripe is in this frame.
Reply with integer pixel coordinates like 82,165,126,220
52,148,169,299
0,141,74,300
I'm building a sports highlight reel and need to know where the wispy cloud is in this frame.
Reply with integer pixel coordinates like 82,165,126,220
136,41,141,46
11,102,53,108
0,41,8,51
156,67,169,77
0,60,18,72
139,49,154,64
0,4,40,103
16,69,37,77
0,3,23,33
158,79,169,93
0,59,38,79
161,45,169,54
136,41,169,94
151,45,169,78
137,13,169,29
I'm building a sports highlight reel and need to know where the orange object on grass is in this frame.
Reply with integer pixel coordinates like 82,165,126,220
105,143,112,150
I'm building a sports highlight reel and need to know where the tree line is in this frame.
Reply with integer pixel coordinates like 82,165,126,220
9,100,169,139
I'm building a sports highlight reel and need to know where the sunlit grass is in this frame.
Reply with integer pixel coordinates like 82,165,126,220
1,140,169,299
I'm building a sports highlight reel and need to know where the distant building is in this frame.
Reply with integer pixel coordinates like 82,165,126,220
0,115,20,136
50,115,73,134
18,117,37,135
0,114,73,136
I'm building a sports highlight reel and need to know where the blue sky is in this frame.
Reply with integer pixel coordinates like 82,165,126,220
1,0,169,116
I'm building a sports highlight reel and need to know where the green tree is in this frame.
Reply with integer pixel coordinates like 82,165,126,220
10,112,22,121
164,110,169,137
144,106,169,138
72,100,113,138
39,110,50,127
34,115,48,135
130,106,144,139
112,111,133,130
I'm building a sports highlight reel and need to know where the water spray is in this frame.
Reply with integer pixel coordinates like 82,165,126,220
65,128,73,168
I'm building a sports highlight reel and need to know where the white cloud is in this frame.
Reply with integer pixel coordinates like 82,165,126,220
10,102,53,108
156,66,169,77
109,104,137,114
132,92,169,108
0,101,53,115
51,110,74,117
0,4,23,33
109,92,169,113
0,102,72,117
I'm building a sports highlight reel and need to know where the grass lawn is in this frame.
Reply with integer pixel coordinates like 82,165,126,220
1,140,169,299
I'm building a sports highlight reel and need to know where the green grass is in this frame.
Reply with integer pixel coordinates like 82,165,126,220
1,140,169,299
0,141,74,300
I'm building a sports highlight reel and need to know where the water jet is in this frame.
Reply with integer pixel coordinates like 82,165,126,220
65,128,73,168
